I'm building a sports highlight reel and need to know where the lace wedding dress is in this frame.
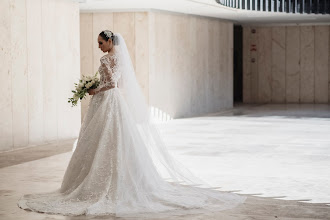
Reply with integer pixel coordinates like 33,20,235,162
17,33,246,217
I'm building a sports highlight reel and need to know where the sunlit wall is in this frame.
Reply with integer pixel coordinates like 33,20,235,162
0,0,81,152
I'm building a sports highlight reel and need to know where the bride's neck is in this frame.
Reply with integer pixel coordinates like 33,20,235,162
107,48,115,55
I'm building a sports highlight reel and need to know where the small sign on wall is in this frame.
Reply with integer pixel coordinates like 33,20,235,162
250,28,257,55
250,44,257,52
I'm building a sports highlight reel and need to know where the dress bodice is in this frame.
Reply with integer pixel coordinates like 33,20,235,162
98,53,121,89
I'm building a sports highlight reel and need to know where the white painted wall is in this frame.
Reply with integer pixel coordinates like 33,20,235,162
0,0,81,152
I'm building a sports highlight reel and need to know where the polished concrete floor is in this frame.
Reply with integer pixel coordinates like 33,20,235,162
1,104,330,220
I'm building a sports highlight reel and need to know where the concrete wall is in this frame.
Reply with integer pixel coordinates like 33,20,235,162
243,25,330,104
0,0,81,152
149,12,233,118
80,10,234,119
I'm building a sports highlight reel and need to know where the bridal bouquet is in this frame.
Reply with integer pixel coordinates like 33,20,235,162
68,72,100,107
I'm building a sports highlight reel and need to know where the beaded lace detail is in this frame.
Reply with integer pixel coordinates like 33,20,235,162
98,53,121,90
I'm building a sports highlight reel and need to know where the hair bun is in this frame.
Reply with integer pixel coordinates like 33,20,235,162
112,34,119,46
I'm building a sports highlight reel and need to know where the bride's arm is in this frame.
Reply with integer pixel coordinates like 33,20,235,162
91,56,118,95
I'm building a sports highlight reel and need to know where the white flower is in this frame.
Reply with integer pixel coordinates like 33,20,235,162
85,82,93,89
77,83,84,89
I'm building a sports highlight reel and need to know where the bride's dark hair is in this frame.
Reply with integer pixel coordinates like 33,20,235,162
99,30,119,45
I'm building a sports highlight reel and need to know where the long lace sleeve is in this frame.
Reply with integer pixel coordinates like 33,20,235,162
97,54,121,93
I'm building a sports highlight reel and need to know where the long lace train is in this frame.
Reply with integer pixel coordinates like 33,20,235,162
17,88,246,217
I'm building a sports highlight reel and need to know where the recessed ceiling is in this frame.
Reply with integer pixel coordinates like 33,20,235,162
77,0,330,25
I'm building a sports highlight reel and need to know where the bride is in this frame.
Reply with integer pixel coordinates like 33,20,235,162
17,30,246,217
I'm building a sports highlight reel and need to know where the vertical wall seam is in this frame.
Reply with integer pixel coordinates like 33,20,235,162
299,27,302,103
134,12,136,87
270,27,272,103
40,0,44,142
148,12,151,109
56,0,58,142
92,13,94,80
299,25,301,104
149,12,151,105
313,26,315,103
25,0,30,147
249,27,252,103
256,26,259,103
284,27,288,103
133,12,136,71
300,26,302,104
10,0,14,149
255,26,257,103
284,26,287,103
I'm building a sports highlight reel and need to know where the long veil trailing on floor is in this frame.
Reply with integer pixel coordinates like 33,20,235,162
17,33,246,217
113,33,207,185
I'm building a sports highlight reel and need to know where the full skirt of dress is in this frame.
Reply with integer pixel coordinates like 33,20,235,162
17,88,246,217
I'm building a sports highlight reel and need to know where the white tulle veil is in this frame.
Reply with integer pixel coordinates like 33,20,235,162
109,34,246,217
114,33,205,186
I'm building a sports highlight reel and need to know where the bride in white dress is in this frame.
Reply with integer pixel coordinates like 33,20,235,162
17,30,246,217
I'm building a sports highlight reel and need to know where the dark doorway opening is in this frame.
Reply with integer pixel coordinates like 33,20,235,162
233,25,243,103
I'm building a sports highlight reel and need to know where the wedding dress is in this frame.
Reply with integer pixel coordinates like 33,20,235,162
17,33,246,217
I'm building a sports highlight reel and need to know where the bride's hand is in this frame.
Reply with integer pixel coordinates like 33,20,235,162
88,88,98,95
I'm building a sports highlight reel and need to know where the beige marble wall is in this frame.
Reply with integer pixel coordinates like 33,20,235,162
0,0,81,152
81,11,234,119
243,27,252,103
149,12,234,118
286,26,300,103
250,26,259,102
243,25,330,104
271,27,286,103
300,26,314,103
315,26,329,103
257,27,272,103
